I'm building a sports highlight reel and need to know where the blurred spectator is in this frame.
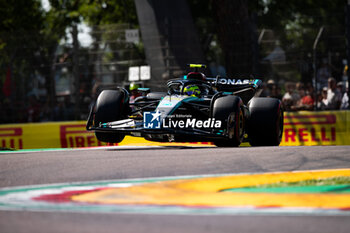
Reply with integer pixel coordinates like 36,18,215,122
341,59,348,94
304,82,315,110
316,58,331,89
306,82,315,96
291,86,314,111
341,88,349,110
294,82,304,100
258,82,270,97
269,83,282,99
325,77,342,110
337,82,344,95
266,79,275,87
337,81,348,110
263,79,282,99
282,82,299,111
317,87,328,110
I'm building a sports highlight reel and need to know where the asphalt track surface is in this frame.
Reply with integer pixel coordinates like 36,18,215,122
1,145,350,233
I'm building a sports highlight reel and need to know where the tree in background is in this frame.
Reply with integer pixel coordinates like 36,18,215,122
0,0,139,122
190,0,345,81
79,0,137,25
0,0,83,121
255,0,346,82
0,0,46,122
211,0,256,77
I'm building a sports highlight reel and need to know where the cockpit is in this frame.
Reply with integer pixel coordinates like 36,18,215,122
167,80,213,97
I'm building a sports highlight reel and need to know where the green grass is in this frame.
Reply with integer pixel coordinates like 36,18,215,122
222,176,350,193
257,176,350,188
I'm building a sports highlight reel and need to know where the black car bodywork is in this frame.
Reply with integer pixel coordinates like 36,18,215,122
86,65,284,147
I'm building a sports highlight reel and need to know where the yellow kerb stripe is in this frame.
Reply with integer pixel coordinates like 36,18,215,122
73,169,350,208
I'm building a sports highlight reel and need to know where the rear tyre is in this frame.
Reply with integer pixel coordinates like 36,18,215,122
247,97,284,146
94,90,127,143
212,95,244,147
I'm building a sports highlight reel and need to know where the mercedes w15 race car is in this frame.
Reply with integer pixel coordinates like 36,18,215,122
86,64,284,147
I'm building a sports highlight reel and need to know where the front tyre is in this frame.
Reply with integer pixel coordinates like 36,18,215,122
94,90,127,143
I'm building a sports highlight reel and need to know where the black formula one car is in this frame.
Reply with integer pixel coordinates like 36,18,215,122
86,64,284,147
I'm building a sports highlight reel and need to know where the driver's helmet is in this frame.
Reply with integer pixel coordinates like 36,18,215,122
183,85,201,97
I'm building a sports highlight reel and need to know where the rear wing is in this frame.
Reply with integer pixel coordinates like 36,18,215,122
206,77,262,92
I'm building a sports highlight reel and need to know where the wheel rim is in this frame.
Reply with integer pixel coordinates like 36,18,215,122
227,113,235,139
238,109,244,140
227,109,244,142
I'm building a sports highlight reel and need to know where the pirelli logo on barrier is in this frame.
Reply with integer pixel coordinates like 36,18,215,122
0,111,349,149
60,124,104,148
0,127,23,149
282,114,337,146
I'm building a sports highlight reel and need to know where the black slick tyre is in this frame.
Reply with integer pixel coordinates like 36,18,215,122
94,90,126,143
247,97,284,146
212,95,244,147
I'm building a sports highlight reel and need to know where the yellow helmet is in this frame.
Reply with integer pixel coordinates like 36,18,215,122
183,85,201,97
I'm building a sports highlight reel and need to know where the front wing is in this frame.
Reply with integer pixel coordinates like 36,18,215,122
86,118,226,140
